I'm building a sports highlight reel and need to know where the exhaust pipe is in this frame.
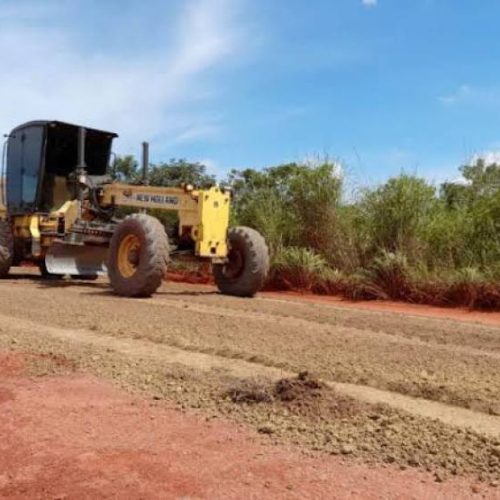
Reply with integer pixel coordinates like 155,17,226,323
77,127,86,172
75,127,88,217
142,141,149,185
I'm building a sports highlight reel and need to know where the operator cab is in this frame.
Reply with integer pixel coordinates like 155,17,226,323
4,120,117,214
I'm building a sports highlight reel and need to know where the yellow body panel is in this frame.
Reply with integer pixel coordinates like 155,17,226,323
11,199,80,258
12,215,33,240
195,188,229,258
29,216,41,257
99,183,230,259
100,184,199,212
56,200,79,231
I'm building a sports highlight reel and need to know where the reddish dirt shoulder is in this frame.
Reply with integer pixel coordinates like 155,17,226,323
0,352,495,499
166,270,500,327
263,291,500,327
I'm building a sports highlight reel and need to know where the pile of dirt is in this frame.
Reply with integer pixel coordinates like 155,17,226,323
225,378,274,404
225,371,325,405
225,371,366,420
221,372,499,484
274,371,323,401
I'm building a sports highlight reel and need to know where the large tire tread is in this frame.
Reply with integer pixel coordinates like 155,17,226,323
108,214,169,297
213,226,269,297
0,219,13,278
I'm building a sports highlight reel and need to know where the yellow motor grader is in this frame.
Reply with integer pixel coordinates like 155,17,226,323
0,120,269,297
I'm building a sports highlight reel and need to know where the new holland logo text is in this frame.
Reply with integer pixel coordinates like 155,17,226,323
135,193,179,205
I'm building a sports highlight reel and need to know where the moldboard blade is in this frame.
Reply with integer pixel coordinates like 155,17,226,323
45,243,108,276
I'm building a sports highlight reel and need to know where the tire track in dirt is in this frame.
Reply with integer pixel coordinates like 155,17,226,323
160,288,500,353
4,276,499,353
142,296,500,361
0,278,499,415
1,312,499,439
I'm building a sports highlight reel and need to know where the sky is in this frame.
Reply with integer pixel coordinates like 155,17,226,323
1,0,500,188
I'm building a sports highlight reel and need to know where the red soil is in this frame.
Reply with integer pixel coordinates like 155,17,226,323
0,352,495,499
165,269,500,326
167,270,214,285
263,290,500,327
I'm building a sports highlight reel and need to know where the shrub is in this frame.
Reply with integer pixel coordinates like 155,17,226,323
344,251,412,300
288,162,342,254
232,187,295,258
230,161,343,260
356,175,436,261
420,204,473,269
268,247,336,291
445,268,500,309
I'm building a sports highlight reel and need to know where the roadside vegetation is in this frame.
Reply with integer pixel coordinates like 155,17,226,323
113,156,500,310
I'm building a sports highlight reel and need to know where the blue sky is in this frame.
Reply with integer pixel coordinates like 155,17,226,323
1,0,500,188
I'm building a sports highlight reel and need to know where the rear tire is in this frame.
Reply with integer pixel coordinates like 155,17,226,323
108,214,169,297
213,226,269,297
0,219,13,278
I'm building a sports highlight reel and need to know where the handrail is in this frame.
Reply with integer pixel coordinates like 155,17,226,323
1,138,7,209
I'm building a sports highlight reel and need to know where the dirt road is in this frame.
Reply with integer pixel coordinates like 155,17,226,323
1,269,499,497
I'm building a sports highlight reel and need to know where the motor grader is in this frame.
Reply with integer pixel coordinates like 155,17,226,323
0,120,269,297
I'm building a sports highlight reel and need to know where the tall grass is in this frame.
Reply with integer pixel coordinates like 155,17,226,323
268,247,338,291
229,159,500,310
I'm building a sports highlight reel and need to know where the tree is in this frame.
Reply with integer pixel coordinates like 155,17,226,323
148,159,215,188
111,156,215,188
461,158,500,196
438,158,500,268
109,157,215,233
111,155,140,183
228,161,343,259
359,175,436,259
441,159,500,208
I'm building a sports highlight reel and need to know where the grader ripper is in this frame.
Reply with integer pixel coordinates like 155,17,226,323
0,120,269,297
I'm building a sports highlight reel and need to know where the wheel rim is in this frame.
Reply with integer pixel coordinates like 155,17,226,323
117,234,141,278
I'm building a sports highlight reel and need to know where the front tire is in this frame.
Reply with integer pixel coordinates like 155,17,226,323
213,226,269,297
0,219,13,278
108,214,169,297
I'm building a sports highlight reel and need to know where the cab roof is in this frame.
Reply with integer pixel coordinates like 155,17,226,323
10,120,118,138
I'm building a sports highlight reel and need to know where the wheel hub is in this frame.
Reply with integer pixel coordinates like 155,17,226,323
117,234,141,278
223,247,244,279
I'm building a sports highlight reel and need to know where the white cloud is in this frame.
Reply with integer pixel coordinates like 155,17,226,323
171,121,223,144
448,176,471,186
198,157,230,179
438,84,500,109
439,84,471,105
362,0,378,7
0,0,247,158
471,151,500,165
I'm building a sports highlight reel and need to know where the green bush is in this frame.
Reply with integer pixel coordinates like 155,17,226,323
230,160,343,260
356,175,436,262
232,187,296,257
345,251,412,300
269,247,338,291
